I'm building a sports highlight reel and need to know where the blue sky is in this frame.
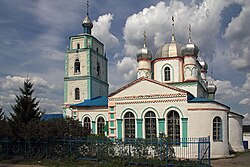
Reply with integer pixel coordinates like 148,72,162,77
0,0,250,124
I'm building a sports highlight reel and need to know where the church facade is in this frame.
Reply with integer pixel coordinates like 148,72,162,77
63,13,244,158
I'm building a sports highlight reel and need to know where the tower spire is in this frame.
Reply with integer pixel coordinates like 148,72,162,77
188,24,192,43
143,31,147,47
86,0,89,16
171,16,175,41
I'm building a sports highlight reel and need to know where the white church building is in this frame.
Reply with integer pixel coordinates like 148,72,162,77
63,12,244,158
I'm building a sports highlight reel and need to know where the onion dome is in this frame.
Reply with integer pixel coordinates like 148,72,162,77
155,16,182,58
155,41,183,58
199,60,208,71
181,41,199,57
207,83,217,94
181,25,199,57
137,31,153,61
82,15,93,34
137,45,153,60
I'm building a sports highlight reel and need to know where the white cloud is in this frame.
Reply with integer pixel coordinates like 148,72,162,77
241,73,250,92
239,98,250,105
213,79,240,99
117,57,137,81
224,1,250,71
123,0,232,59
93,13,119,50
243,113,250,125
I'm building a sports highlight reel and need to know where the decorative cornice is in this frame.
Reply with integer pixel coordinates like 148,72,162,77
152,57,183,64
188,108,229,112
109,93,186,101
115,98,186,105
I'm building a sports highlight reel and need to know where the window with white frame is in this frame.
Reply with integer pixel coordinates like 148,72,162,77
145,111,157,139
167,110,180,143
213,116,222,141
124,112,135,138
97,117,105,135
164,67,171,81
83,117,91,130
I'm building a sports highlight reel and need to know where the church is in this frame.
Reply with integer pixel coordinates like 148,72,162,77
63,11,244,158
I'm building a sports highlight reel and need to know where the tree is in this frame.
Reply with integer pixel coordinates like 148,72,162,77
8,78,43,140
0,108,12,139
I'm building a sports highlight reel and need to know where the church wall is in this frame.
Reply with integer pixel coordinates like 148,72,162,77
90,51,107,83
187,103,230,158
228,113,244,152
113,99,187,139
91,79,109,98
67,52,88,77
66,80,88,104
153,59,182,83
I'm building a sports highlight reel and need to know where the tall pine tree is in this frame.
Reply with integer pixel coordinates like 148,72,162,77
8,78,43,140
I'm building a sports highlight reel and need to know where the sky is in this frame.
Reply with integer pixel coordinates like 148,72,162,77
0,0,250,124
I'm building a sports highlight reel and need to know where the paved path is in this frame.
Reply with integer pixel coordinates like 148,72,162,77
212,151,250,167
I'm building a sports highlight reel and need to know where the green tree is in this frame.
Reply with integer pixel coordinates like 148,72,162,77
8,78,43,140
0,108,12,139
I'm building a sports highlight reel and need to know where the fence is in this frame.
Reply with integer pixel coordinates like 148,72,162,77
0,137,210,166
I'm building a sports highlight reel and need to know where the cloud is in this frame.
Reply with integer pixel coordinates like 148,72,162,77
243,113,250,125
0,75,61,114
93,13,119,50
239,98,250,105
123,0,232,59
117,57,137,81
213,78,240,99
241,73,250,92
224,1,250,71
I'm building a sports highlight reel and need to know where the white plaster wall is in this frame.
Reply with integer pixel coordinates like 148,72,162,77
174,83,198,97
138,60,151,69
78,108,108,134
112,80,182,98
67,52,87,77
229,114,244,152
92,39,103,55
115,100,187,139
153,59,182,83
67,80,88,104
92,80,108,98
91,53,107,82
72,38,83,49
187,103,229,158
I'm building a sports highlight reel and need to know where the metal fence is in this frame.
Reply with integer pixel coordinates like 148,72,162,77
0,137,210,166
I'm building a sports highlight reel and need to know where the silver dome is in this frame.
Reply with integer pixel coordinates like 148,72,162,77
181,41,199,57
137,46,153,60
82,15,93,28
207,84,217,93
199,60,208,71
155,41,183,58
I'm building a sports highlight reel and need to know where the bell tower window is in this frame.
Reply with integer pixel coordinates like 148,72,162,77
164,67,171,81
77,43,80,49
97,62,100,76
75,88,80,100
75,59,80,74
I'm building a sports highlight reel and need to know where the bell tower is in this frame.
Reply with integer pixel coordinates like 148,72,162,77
64,1,108,106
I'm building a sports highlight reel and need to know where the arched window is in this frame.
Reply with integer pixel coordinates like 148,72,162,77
213,117,222,141
97,117,105,135
77,43,80,49
167,111,180,142
75,88,80,100
145,111,157,139
124,112,135,138
83,117,91,130
164,67,171,81
97,62,100,76
75,59,80,73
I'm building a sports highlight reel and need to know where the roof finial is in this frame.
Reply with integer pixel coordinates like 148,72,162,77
143,31,147,47
171,16,175,41
189,24,192,43
86,0,89,16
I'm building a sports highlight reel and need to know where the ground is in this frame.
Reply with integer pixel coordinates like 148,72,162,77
0,151,249,166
